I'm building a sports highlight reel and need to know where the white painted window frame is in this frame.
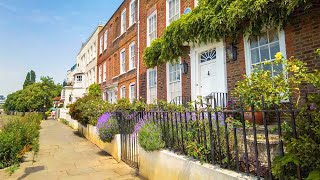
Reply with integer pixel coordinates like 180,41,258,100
120,86,126,99
166,0,180,26
103,62,107,82
99,36,103,54
99,65,102,84
121,9,127,34
166,60,182,102
147,68,157,104
120,48,126,74
244,29,287,76
129,83,135,102
194,0,198,7
129,0,136,26
129,41,135,69
104,30,108,51
147,11,157,47
76,75,82,82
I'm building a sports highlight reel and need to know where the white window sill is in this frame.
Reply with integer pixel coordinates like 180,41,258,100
128,67,136,72
119,72,127,76
127,22,136,30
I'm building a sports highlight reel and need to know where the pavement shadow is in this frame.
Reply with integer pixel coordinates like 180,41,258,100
96,150,111,157
73,131,85,138
17,166,45,180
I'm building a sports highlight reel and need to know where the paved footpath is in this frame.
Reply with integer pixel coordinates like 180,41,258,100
3,119,143,180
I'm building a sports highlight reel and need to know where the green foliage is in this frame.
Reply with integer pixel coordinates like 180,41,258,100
88,83,101,97
143,0,316,68
5,164,19,175
23,70,37,89
138,121,165,151
272,93,320,179
4,76,62,113
234,52,317,109
23,72,31,89
270,52,320,179
0,113,41,169
60,118,69,125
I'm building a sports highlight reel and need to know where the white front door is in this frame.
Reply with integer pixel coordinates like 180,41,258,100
191,42,227,101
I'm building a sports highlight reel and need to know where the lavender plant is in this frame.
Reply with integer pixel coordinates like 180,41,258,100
96,112,119,143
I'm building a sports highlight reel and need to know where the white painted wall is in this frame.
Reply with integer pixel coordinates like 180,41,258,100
77,25,102,91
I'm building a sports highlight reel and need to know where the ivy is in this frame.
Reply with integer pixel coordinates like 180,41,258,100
143,0,316,68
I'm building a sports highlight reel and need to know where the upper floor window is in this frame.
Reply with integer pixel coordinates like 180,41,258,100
129,42,135,69
99,65,102,83
129,0,136,26
120,86,126,99
120,49,126,73
104,30,108,51
147,11,157,46
167,0,180,25
76,75,82,82
121,9,126,34
99,36,103,54
103,62,107,82
244,29,286,77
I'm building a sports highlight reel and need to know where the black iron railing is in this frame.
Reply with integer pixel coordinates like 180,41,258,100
118,94,317,179
170,96,191,107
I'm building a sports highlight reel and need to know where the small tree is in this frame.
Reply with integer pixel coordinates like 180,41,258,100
88,83,101,97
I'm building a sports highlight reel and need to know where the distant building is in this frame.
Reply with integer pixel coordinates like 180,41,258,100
60,25,102,108
0,95,5,105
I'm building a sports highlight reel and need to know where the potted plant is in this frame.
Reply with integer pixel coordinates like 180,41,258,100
234,53,290,124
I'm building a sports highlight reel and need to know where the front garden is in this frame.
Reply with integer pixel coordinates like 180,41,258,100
66,52,320,179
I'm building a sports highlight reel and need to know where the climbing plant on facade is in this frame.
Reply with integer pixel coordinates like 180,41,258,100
143,0,317,68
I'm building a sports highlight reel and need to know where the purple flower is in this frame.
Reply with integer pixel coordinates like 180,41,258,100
310,103,317,111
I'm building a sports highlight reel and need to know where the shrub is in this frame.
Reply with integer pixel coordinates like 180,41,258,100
138,121,165,151
96,113,119,143
0,113,41,168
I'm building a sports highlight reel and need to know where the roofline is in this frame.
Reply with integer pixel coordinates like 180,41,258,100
77,25,103,55
100,0,126,34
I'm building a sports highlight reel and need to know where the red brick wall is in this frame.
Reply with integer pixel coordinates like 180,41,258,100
226,5,320,96
139,0,194,102
97,0,138,100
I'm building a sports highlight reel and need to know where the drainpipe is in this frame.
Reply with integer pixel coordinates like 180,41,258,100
137,0,140,99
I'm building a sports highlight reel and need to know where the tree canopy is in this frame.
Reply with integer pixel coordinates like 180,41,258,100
88,83,102,97
4,74,62,112
23,70,36,89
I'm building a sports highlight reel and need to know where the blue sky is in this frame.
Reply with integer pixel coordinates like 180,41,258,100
0,0,123,96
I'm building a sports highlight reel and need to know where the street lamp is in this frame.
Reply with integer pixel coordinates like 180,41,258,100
43,96,47,120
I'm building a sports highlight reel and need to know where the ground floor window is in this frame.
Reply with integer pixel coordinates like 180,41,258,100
107,90,117,103
245,28,286,77
120,86,126,99
129,83,135,103
168,62,181,102
147,68,157,103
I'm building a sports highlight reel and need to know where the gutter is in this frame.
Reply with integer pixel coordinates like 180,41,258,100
137,0,140,99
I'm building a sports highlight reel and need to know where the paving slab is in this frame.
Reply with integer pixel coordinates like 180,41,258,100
1,119,143,180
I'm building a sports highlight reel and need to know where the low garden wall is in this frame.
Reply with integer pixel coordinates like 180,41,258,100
76,123,122,162
139,147,255,180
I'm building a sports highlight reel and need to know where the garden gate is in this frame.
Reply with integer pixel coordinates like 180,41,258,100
118,112,141,170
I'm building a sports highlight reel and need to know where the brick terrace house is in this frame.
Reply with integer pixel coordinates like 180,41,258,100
138,0,320,104
97,0,319,104
97,0,138,103
138,0,197,104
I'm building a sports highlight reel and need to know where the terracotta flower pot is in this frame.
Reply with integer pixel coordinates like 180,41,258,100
244,111,264,125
